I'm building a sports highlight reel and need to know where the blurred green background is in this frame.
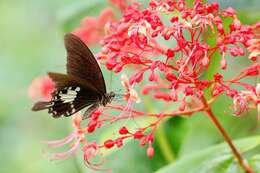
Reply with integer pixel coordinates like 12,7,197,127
0,0,260,173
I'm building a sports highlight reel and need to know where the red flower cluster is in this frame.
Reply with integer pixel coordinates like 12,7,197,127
97,0,259,116
73,0,129,45
31,0,259,170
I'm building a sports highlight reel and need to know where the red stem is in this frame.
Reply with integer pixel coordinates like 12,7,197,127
201,96,255,173
106,104,205,118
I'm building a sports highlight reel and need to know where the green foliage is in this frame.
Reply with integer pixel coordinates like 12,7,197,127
156,136,260,173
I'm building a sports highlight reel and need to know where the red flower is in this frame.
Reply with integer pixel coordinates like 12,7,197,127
28,76,54,101
73,8,116,45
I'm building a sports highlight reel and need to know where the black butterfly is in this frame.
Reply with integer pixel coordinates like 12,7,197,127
32,33,116,119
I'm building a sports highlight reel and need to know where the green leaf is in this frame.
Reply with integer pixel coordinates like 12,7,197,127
250,154,260,172
156,117,189,161
155,135,260,173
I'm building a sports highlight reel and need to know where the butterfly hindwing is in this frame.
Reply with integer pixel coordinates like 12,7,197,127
32,73,101,118
64,33,106,94
49,87,89,118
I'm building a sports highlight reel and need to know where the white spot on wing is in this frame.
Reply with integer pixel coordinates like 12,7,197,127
67,90,77,95
75,87,80,92
62,98,75,103
59,88,77,103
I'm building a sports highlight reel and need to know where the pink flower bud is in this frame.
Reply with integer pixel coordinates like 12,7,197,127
201,55,209,66
244,65,260,76
184,86,194,96
115,138,123,148
106,59,117,70
73,114,82,128
170,17,179,23
220,53,227,69
166,49,175,58
146,143,154,159
91,110,102,120
217,24,224,34
140,137,147,146
154,92,172,101
233,18,241,30
214,73,223,81
119,126,129,135
166,73,177,81
87,121,97,133
222,7,236,17
147,134,154,142
114,64,123,73
171,88,178,101
212,86,224,97
179,98,186,111
149,71,158,81
130,71,144,84
134,131,144,139
104,139,115,149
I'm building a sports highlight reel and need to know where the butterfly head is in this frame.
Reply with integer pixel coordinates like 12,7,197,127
102,92,116,106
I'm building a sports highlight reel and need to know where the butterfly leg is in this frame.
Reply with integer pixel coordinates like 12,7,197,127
82,103,99,119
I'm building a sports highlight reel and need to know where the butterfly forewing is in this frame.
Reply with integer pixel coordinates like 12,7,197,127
48,72,99,92
64,33,106,94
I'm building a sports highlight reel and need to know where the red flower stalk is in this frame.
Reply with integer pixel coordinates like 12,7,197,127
30,0,259,172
